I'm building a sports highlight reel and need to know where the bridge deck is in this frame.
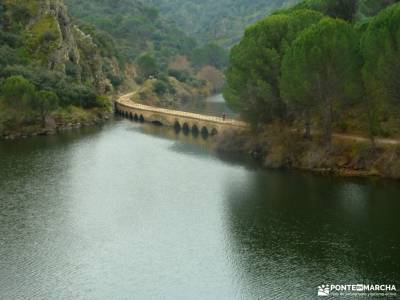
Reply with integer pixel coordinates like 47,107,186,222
117,93,248,128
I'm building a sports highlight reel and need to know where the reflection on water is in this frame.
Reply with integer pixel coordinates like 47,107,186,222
225,172,400,298
183,94,236,118
0,120,400,299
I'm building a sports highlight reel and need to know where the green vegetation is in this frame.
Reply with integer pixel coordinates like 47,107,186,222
149,0,298,47
289,0,358,20
281,0,400,20
355,0,399,19
64,0,229,108
190,44,229,69
1,76,35,109
0,76,59,130
25,13,60,62
281,18,362,143
225,9,324,126
0,0,115,137
137,54,159,79
153,80,168,96
225,0,400,144
64,0,228,70
33,90,59,126
130,74,210,109
361,3,400,136
65,0,196,65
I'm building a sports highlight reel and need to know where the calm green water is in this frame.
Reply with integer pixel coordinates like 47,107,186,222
184,94,236,118
1,118,400,299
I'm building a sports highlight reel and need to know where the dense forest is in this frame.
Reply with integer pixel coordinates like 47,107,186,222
65,0,229,70
224,0,400,145
0,0,118,138
64,0,231,108
149,0,299,47
65,0,194,65
0,0,230,138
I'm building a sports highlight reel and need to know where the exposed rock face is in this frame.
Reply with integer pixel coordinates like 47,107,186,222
2,0,114,93
48,1,80,71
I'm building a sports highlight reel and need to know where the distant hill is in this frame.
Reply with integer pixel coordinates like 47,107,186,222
148,0,299,47
64,0,196,65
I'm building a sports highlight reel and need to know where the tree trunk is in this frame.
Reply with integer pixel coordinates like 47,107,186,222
304,121,311,139
324,97,333,147
41,108,47,128
366,97,377,147
303,111,311,139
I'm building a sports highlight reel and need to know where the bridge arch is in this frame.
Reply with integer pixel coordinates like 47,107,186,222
129,112,133,119
139,115,144,123
182,122,190,134
201,126,209,138
134,113,138,121
211,128,218,136
174,121,181,132
192,124,199,137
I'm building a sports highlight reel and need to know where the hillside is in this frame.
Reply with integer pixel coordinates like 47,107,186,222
64,0,196,66
64,0,229,108
0,0,121,138
148,0,299,47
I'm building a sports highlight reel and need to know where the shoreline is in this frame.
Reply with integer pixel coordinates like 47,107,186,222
3,110,400,181
4,92,400,181
215,128,400,180
0,111,112,140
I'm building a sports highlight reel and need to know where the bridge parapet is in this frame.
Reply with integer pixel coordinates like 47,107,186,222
115,93,249,135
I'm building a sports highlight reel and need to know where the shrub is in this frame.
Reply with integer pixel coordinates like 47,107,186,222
136,54,159,78
94,95,110,109
153,80,167,96
41,30,58,42
32,90,59,125
108,74,124,87
135,76,145,85
168,69,189,82
1,76,36,108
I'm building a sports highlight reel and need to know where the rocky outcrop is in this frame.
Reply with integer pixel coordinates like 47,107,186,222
2,0,116,93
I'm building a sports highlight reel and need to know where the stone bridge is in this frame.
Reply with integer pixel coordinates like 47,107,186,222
115,93,248,136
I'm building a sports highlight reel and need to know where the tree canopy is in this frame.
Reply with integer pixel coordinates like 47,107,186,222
224,9,323,127
1,76,35,109
224,0,400,141
361,3,400,105
137,54,159,78
281,18,362,142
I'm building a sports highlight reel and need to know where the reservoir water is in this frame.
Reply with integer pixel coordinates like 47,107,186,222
0,97,400,299
184,94,236,118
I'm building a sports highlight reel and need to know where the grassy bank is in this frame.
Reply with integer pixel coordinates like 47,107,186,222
0,105,112,139
216,126,400,179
